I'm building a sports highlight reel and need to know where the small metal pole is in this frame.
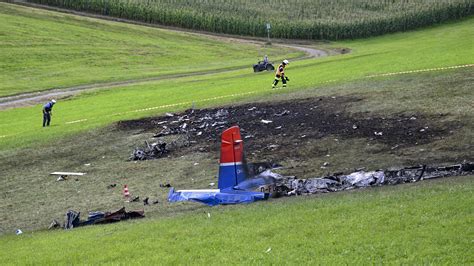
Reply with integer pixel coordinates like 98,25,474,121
266,23,271,44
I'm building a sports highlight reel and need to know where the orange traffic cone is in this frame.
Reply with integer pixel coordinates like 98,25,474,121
123,185,130,202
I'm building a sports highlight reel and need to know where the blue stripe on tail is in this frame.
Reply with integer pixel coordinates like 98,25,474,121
218,163,247,189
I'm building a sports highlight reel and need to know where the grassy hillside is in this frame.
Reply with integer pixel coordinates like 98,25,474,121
1,175,472,264
0,68,472,235
24,0,473,40
0,17,472,150
0,5,472,264
0,3,300,96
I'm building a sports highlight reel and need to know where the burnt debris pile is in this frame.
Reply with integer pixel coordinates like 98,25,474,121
268,162,474,196
151,109,231,141
127,109,233,160
129,132,192,161
130,140,169,161
57,207,144,230
119,97,455,161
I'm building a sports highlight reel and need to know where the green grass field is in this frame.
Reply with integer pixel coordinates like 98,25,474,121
1,68,472,236
1,176,472,264
0,4,473,264
0,3,300,96
0,15,472,150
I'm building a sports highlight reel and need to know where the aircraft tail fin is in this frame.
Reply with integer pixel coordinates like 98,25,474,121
218,126,247,189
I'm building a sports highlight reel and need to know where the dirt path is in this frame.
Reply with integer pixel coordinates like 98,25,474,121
0,1,330,110
0,67,257,110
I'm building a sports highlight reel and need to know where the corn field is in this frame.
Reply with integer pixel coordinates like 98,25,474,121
24,0,473,40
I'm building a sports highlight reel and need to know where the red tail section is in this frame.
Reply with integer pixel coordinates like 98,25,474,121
218,126,246,189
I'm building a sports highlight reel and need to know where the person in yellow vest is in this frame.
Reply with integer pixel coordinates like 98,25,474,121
272,59,289,88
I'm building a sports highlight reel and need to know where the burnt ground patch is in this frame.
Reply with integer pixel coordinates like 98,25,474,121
117,96,458,162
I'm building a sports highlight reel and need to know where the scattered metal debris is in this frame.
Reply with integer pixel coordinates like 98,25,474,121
118,97,456,167
130,196,140,202
63,207,144,230
48,219,60,230
51,172,85,181
275,110,290,117
268,161,473,197
65,210,80,229
130,141,169,160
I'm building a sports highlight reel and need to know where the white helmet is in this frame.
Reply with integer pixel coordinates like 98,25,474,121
283,59,289,65
51,99,57,103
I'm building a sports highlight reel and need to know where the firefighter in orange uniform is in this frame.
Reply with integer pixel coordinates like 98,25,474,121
272,59,289,88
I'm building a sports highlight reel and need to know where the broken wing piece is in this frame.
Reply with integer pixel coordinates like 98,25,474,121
168,187,267,206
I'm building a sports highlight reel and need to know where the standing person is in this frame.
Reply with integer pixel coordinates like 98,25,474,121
42,99,56,127
272,59,289,88
263,55,269,64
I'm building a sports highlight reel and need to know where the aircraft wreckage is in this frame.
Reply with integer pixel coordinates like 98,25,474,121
168,126,473,206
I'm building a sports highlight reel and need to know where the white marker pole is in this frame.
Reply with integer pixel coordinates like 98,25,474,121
266,23,271,43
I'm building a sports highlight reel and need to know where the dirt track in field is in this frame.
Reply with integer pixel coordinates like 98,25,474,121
0,1,333,111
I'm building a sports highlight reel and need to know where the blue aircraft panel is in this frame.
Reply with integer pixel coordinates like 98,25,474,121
218,164,247,189
168,188,267,206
